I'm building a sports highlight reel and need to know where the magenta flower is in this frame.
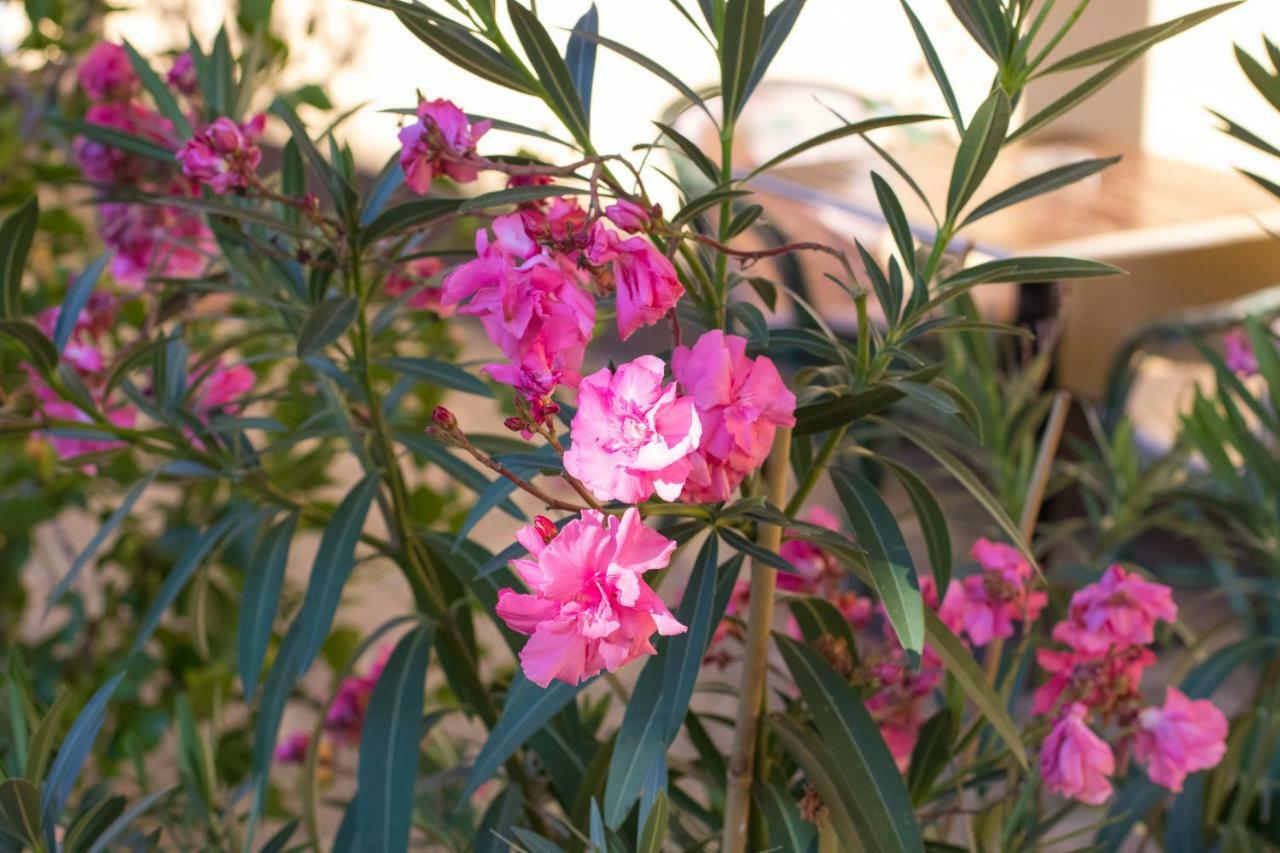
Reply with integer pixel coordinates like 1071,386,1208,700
98,201,210,287
177,115,266,194
586,222,684,341
1134,688,1228,791
495,509,686,687
1052,565,1177,655
1032,645,1155,716
563,356,702,503
1223,329,1258,377
76,102,175,184
398,99,490,195
945,539,1047,647
167,52,198,95
1041,703,1115,804
604,199,652,233
671,331,796,502
778,506,842,594
274,732,311,765
443,215,595,405
191,361,255,418
78,42,138,102
384,257,449,312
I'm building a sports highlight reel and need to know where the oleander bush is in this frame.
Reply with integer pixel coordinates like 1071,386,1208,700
0,1,1274,851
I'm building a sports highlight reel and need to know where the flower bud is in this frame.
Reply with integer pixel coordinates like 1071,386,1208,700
532,515,557,543
504,416,528,432
432,406,456,430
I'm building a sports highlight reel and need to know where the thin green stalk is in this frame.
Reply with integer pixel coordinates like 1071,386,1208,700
714,126,735,329
785,425,848,516
1025,0,1091,77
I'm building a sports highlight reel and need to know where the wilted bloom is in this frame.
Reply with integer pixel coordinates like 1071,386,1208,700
1134,688,1228,791
522,195,591,248
586,222,684,340
604,199,651,233
496,508,686,687
167,52,198,95
672,330,796,503
398,98,490,194
78,42,138,102
1223,329,1258,377
274,732,310,765
177,115,266,194
1041,703,1115,804
1052,565,1177,655
1032,645,1155,716
384,257,448,312
778,506,843,595
946,539,1047,647
563,356,702,503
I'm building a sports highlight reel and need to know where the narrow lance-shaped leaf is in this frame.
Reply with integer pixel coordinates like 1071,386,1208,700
379,356,493,397
507,0,591,147
777,635,924,852
0,320,57,373
746,113,940,179
564,4,599,127
961,156,1120,227
946,89,1010,220
0,197,38,320
740,0,805,106
357,624,434,853
296,295,358,358
830,463,925,656
900,0,964,134
568,29,717,128
719,0,765,122
40,673,125,837
1038,2,1242,76
54,253,111,354
237,514,297,700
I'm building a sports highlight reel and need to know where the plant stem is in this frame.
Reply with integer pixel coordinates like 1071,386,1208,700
722,427,792,853
785,425,847,516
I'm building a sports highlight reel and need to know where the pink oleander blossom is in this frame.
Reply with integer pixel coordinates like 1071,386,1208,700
77,102,175,184
98,201,210,287
604,199,651,233
325,645,392,744
78,42,138,102
521,195,590,247
398,99,490,194
1041,703,1116,805
191,361,254,418
586,222,684,341
945,539,1047,647
496,509,686,687
1223,330,1258,377
1134,688,1228,791
671,330,796,503
443,215,594,402
177,115,266,194
778,506,843,595
36,395,136,469
1033,645,1155,716
274,732,310,765
563,356,702,503
167,52,198,95
1052,565,1177,655
384,257,448,312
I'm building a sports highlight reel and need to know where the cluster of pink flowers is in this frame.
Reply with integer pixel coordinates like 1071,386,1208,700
276,646,393,764
935,539,1046,647
1036,566,1227,803
176,114,266,194
495,509,686,687
398,99,490,194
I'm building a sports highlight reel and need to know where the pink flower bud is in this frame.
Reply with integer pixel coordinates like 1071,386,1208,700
432,406,456,430
532,515,557,543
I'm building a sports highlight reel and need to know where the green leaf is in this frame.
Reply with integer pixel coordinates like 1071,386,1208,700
946,0,1008,61
786,595,857,654
82,787,174,853
961,156,1120,226
717,526,797,574
0,197,38,320
872,172,916,276
923,609,1027,768
53,254,110,354
939,255,1123,289
0,320,56,373
379,356,493,397
753,781,818,852
568,29,716,127
864,453,952,597
1039,3,1241,75
776,635,924,852
1237,43,1280,114
830,463,924,656
654,121,721,184
24,691,70,784
40,673,125,836
565,4,599,127
237,514,297,701
946,90,1010,220
357,624,434,853
1009,52,1142,143
672,188,752,225
720,0,765,121
395,433,524,520
131,512,255,655
746,114,940,179
794,385,906,436
360,198,462,246
900,0,964,134
740,0,805,106
508,0,591,146
46,473,158,618
271,99,357,221
767,716,861,843
907,708,955,804
61,795,125,853
459,184,588,213
122,40,191,136
605,536,724,825
636,790,668,853
296,295,358,358
462,674,587,800
53,117,176,164
0,780,41,849
292,475,379,667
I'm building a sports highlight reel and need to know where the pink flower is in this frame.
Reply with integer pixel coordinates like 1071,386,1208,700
398,99,490,194
192,361,254,417
604,199,651,233
78,42,138,102
563,356,702,503
443,215,595,403
778,506,843,594
496,509,686,687
177,115,266,194
1134,688,1228,791
77,102,175,184
98,201,210,287
672,331,796,503
945,539,1047,646
34,292,117,375
384,257,448,311
1052,565,1177,655
167,52,198,95
1041,703,1115,804
1223,330,1258,377
522,195,591,247
1032,645,1155,716
274,732,311,765
586,222,684,341
36,396,136,469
